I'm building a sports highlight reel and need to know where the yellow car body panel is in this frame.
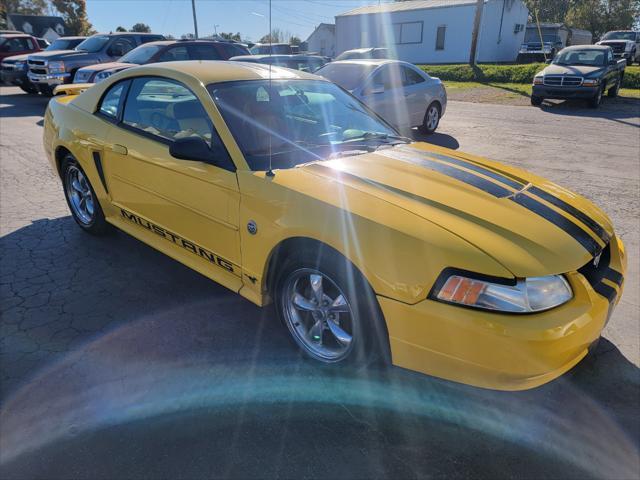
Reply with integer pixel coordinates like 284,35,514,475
43,61,626,390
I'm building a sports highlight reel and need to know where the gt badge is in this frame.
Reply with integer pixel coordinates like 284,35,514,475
247,220,258,235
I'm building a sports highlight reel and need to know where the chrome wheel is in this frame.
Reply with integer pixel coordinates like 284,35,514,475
65,165,95,225
425,104,440,132
282,268,355,362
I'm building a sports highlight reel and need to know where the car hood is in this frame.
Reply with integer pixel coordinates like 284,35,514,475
290,143,612,278
1,53,29,63
542,64,604,77
598,40,633,46
28,49,91,61
78,61,133,73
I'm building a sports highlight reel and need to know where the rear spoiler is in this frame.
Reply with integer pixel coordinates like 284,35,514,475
53,83,93,96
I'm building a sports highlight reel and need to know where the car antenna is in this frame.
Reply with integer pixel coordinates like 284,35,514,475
266,0,275,178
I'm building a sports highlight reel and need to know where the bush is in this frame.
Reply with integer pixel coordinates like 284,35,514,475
419,63,640,89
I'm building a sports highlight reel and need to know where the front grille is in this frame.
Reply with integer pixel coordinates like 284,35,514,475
543,75,583,87
28,59,46,67
601,42,626,53
29,68,47,75
2,64,14,71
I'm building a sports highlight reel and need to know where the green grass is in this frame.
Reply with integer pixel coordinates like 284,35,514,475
420,63,640,89
443,81,640,100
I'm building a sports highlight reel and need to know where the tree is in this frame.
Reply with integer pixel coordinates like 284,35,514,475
566,0,640,38
289,35,301,45
219,31,242,41
50,0,93,35
130,22,151,33
523,0,573,23
2,0,47,26
115,25,127,32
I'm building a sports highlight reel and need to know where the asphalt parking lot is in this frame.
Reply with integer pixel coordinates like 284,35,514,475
1,85,639,479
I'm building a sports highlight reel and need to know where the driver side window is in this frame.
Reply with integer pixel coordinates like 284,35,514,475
368,66,402,92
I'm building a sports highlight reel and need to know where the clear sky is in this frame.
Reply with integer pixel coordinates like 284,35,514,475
87,0,393,42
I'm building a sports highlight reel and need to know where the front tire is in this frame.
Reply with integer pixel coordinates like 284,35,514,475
275,248,390,366
608,76,621,97
19,84,38,94
61,155,111,235
589,85,604,109
419,102,441,134
531,95,543,106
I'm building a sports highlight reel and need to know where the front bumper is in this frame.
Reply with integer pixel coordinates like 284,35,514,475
27,71,71,86
379,235,626,391
533,84,599,100
1,68,28,85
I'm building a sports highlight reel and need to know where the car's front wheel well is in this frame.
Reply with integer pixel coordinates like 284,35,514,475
55,146,72,177
264,237,367,301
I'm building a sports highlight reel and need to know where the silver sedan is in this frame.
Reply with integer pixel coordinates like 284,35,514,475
316,59,447,134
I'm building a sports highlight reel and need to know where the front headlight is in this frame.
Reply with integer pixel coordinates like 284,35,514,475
582,78,600,87
533,76,544,85
95,71,112,83
47,61,65,74
625,43,633,51
14,61,27,70
432,271,572,313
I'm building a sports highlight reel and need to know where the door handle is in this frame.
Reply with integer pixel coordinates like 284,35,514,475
111,144,128,155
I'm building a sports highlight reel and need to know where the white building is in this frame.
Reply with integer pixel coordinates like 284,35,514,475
335,0,529,64
306,23,336,57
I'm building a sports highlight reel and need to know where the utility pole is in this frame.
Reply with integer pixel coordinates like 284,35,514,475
191,0,199,39
469,0,484,65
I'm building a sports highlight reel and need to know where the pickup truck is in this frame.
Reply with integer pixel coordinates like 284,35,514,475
27,32,164,95
1,36,85,93
597,30,640,66
0,33,41,62
531,45,625,108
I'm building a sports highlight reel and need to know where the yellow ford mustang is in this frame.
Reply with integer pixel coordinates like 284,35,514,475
43,61,626,390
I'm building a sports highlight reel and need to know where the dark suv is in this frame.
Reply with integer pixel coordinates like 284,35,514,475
74,39,250,83
27,32,164,95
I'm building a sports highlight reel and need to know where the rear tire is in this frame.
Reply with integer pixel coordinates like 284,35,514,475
61,155,112,235
531,95,543,106
274,247,390,367
418,102,441,134
38,85,54,96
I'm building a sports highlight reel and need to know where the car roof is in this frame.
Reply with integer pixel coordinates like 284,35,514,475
59,36,87,40
562,45,611,51
119,60,323,83
93,32,162,36
231,54,323,60
138,39,228,47
328,59,404,67
0,33,33,38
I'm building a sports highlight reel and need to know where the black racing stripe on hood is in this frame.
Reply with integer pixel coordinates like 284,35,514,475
378,149,512,198
510,193,602,256
604,268,623,287
426,152,525,190
528,186,611,244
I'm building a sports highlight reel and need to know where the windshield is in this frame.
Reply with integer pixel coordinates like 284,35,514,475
208,79,398,171
524,30,560,43
46,38,80,50
554,49,606,66
119,44,163,64
602,31,636,41
76,35,110,53
316,63,376,91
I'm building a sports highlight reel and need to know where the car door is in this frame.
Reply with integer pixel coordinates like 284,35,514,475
359,64,409,129
156,45,190,62
98,76,242,291
187,43,223,60
400,66,431,127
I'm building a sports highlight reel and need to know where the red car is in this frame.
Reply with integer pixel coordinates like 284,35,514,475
0,33,41,62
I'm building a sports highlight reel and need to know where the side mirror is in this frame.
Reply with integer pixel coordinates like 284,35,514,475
170,136,215,163
609,59,617,65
